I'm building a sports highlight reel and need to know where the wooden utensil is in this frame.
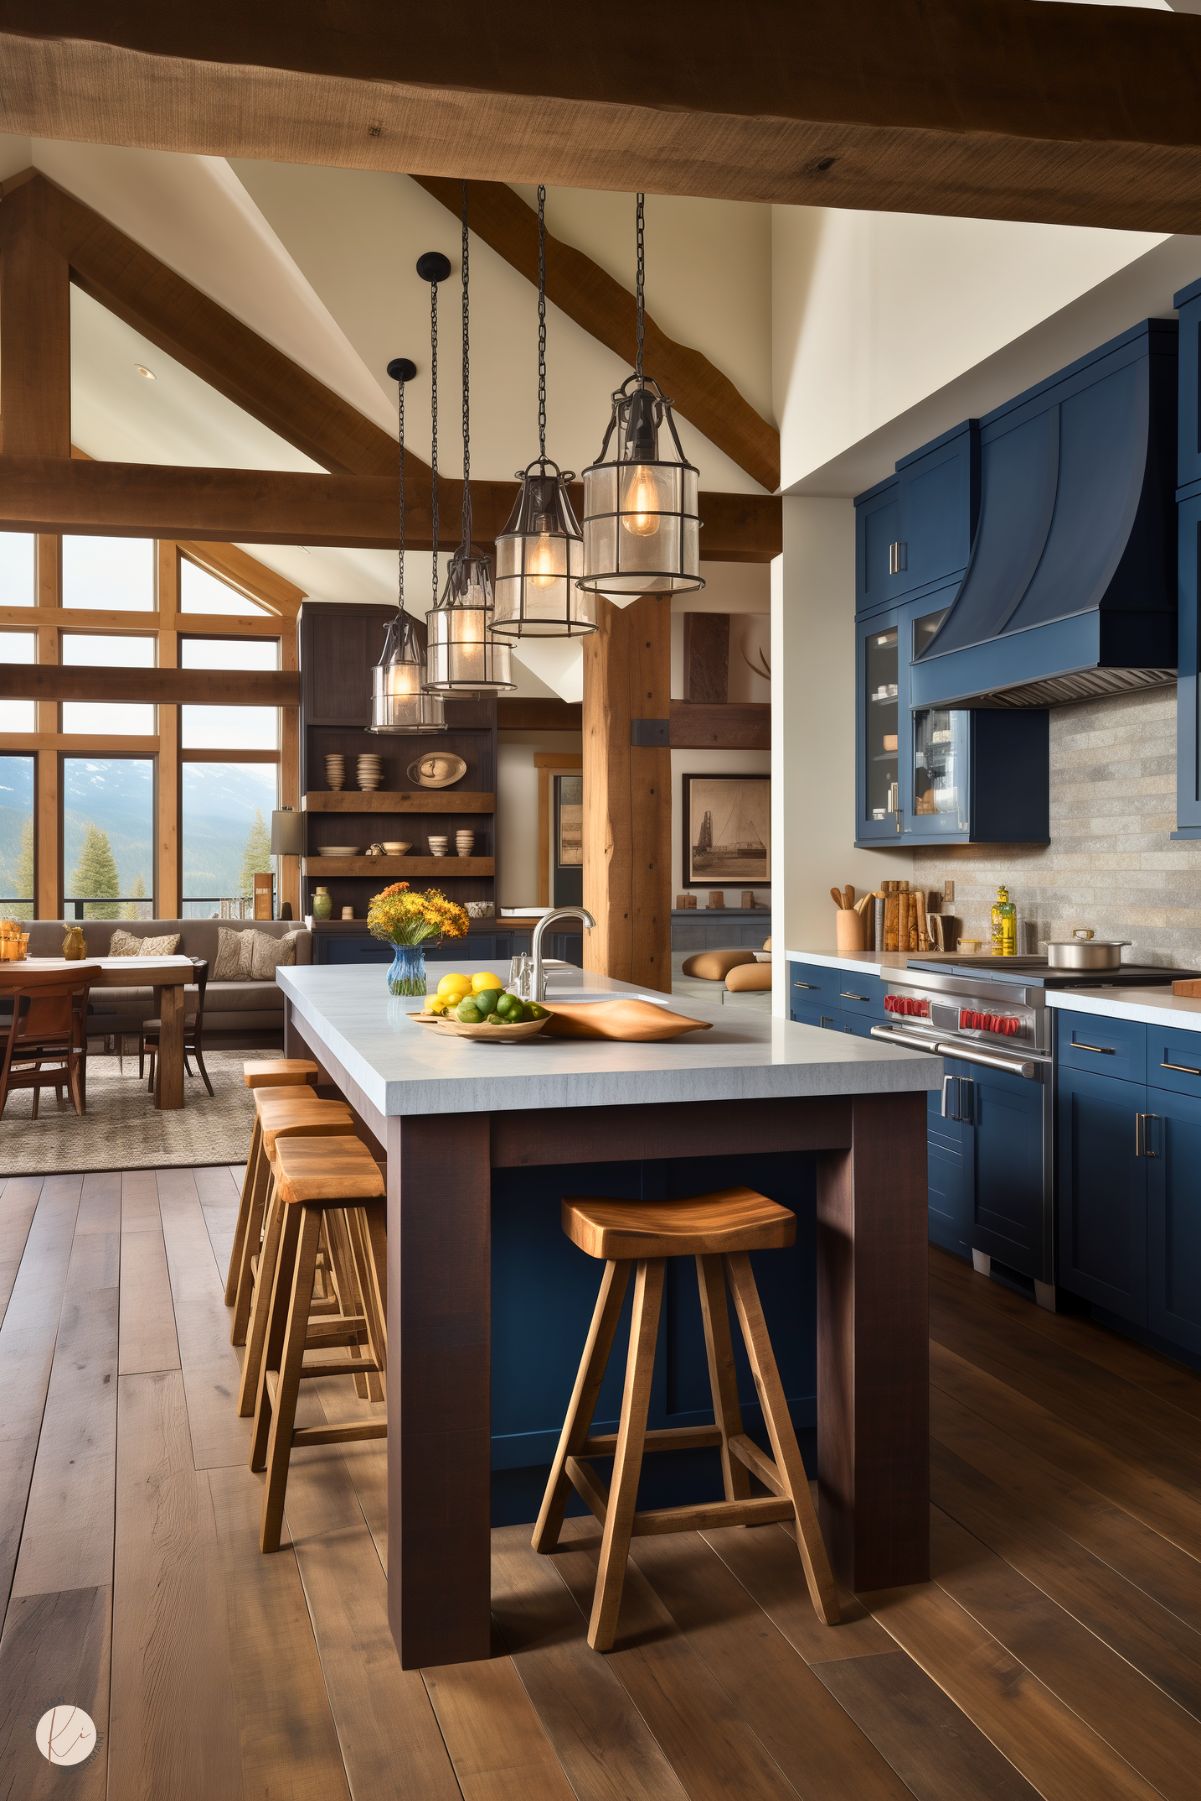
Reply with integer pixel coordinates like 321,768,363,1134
542,999,713,1043
842,884,854,910
829,887,844,910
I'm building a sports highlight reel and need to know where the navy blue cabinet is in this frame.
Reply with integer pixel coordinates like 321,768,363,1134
1147,1091,1201,1355
1176,275,1201,492
1057,1062,1147,1325
854,479,903,616
1176,491,1201,835
927,1077,972,1259
894,424,979,598
959,1061,1046,1280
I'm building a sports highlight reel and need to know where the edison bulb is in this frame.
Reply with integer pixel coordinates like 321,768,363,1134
528,532,558,588
622,465,661,537
384,661,421,699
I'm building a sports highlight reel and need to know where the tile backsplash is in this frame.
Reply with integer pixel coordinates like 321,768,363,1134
912,687,1201,965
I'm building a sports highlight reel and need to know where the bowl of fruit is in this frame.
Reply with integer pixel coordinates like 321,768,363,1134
413,970,551,1041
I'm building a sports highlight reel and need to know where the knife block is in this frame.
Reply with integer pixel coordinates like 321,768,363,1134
835,908,865,953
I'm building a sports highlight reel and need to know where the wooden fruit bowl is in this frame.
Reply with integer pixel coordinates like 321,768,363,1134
409,1011,551,1042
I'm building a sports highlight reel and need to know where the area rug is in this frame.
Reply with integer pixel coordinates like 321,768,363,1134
0,1049,268,1174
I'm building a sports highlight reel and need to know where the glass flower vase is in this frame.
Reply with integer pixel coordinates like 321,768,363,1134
387,943,427,998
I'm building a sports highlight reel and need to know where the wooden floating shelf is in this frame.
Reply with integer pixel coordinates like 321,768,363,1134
303,856,495,878
303,790,495,814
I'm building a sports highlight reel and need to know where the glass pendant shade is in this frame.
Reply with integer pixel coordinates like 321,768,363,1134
370,612,446,732
492,460,594,637
580,376,703,600
427,551,515,692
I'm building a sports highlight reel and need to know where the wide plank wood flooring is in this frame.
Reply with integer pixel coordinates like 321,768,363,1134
2,1169,1201,1800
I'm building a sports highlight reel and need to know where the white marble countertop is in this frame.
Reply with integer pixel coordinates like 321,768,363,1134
1048,987,1201,1031
786,949,968,976
278,961,941,1118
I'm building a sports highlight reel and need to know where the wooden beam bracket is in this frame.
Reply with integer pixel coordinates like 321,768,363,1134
629,717,669,747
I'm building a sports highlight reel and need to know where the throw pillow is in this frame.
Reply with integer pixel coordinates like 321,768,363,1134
109,928,181,958
247,928,302,981
212,926,250,982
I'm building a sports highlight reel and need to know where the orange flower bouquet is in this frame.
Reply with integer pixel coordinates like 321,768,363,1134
367,881,469,996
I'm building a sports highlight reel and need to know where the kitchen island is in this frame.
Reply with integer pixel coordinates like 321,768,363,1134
278,961,940,1668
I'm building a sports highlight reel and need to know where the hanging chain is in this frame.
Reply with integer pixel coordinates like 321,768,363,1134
460,180,472,551
396,379,406,615
537,184,547,463
429,277,439,606
635,190,646,385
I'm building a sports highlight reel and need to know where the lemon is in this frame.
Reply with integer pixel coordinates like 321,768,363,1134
423,993,447,1014
437,972,472,999
470,970,503,993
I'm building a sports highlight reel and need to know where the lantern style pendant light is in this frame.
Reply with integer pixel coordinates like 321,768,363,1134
492,186,594,639
369,354,447,733
426,186,515,693
579,193,704,601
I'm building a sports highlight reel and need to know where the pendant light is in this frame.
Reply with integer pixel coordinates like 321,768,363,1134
579,193,704,601
492,186,594,638
369,353,447,733
426,185,515,693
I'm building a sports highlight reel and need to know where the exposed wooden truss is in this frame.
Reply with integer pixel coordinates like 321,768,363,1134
412,177,778,490
2,3,1201,230
0,457,782,563
0,664,300,705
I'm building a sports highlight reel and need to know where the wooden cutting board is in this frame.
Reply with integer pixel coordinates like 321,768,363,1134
542,999,713,1042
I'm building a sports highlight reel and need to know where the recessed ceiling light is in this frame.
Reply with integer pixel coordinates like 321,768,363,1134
134,364,157,381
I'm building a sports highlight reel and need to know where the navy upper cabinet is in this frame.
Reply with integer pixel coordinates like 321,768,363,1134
1175,275,1201,492
894,423,979,598
854,479,903,615
1177,492,1201,835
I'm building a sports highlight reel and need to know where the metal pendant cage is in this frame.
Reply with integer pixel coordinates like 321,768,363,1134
369,612,447,733
579,375,704,600
492,459,594,637
426,549,515,692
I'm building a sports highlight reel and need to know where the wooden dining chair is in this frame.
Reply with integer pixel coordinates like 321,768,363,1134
0,964,98,1121
140,958,214,1098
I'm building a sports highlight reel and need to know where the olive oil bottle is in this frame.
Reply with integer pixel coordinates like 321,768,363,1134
991,884,1017,957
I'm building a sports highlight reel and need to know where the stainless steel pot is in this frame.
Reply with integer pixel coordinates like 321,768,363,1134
1044,928,1130,971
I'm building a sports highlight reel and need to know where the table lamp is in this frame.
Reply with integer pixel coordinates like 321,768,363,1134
270,808,304,920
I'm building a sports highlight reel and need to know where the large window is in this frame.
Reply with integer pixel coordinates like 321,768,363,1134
0,633,36,732
0,535,35,606
182,763,278,920
180,558,262,616
182,705,279,751
63,757,155,920
61,633,157,736
180,637,279,671
62,536,156,610
0,755,35,916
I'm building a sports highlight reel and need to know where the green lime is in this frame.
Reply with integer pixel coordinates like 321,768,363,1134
485,1011,505,1024
495,991,522,1019
473,986,500,1016
455,1000,483,1025
526,1002,548,1019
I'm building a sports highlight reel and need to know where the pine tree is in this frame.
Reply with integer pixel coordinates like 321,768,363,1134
239,809,272,901
11,819,34,920
71,825,121,921
122,873,148,921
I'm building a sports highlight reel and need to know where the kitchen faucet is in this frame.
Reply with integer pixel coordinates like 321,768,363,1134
531,906,596,1002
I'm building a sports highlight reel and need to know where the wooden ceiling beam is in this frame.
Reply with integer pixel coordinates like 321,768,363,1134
0,178,72,458
412,177,778,492
0,456,782,563
1,4,1201,230
0,663,300,705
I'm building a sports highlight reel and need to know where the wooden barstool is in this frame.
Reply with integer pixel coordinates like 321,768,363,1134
224,1057,320,1312
534,1186,840,1652
233,1093,358,1414
251,1135,387,1553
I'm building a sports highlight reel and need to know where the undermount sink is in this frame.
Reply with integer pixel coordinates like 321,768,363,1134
544,989,666,1006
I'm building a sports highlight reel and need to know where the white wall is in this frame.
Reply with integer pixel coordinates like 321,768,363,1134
772,206,1166,495
496,731,580,906
770,497,913,1014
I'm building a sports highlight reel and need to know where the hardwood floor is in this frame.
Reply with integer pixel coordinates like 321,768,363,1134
2,1170,1201,1800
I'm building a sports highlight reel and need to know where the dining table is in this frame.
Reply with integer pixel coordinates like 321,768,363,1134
18,954,195,1109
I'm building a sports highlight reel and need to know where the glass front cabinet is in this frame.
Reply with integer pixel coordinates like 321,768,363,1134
856,611,903,840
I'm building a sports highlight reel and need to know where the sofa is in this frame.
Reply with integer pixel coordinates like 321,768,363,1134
26,918,311,1040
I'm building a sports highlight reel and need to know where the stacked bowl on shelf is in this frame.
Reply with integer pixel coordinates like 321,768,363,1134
357,754,383,791
324,753,346,791
455,829,476,858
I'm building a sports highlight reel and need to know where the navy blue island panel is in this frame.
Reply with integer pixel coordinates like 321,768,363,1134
490,1150,818,1525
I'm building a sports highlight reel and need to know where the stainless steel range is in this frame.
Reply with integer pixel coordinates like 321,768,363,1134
869,956,1193,1306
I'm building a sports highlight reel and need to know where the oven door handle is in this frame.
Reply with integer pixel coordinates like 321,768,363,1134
935,1039,1042,1081
869,1025,942,1054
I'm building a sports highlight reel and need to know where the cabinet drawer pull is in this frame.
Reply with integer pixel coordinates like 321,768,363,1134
839,991,869,1002
1072,1041,1115,1055
793,980,818,990
1136,1112,1160,1159
1160,1059,1201,1077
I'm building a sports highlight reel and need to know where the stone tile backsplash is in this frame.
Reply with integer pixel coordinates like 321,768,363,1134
911,688,1201,966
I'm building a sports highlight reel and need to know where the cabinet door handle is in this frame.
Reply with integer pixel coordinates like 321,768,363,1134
1160,1059,1201,1077
957,1075,974,1122
887,541,897,576
896,540,908,573
1141,1113,1159,1159
940,1074,956,1120
839,991,869,1002
793,980,818,990
1135,1112,1143,1158
1072,1041,1116,1055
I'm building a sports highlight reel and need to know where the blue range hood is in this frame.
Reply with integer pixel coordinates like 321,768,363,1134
910,321,1178,709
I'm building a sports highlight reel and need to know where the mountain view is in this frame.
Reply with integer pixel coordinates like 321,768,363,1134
0,754,276,913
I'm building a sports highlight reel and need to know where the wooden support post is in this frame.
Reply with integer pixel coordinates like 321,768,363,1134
0,180,71,459
156,542,181,917
582,594,672,989
35,538,60,919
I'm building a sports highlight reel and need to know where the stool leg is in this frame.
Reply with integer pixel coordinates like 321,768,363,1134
348,1203,388,1384
238,1175,285,1418
250,1202,301,1472
231,1134,272,1344
225,1115,262,1304
696,1255,751,1503
325,1208,375,1400
533,1259,630,1555
588,1259,664,1653
260,1206,323,1552
726,1251,840,1626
